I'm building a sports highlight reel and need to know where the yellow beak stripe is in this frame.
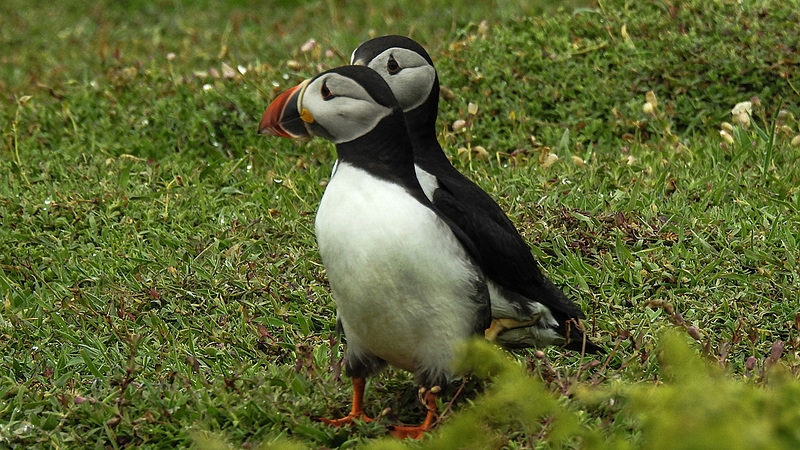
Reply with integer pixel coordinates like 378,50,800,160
300,108,314,123
296,79,314,123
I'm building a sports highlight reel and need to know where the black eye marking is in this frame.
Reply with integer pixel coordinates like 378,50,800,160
321,82,334,100
387,55,401,75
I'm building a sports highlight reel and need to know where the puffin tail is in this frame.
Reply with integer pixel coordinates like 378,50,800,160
559,318,603,354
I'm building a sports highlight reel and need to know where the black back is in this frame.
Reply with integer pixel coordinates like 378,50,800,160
353,37,600,352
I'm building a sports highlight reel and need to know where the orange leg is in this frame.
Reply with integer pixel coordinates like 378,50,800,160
318,377,374,426
387,390,439,439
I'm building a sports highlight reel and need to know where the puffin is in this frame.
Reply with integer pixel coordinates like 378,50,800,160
258,65,491,439
351,35,600,353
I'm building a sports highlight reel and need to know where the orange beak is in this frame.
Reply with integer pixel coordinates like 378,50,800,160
258,82,310,138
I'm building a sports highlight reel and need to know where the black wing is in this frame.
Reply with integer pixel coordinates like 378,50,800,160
428,162,586,321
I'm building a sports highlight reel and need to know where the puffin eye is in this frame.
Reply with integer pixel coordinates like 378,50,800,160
321,82,334,100
387,56,401,75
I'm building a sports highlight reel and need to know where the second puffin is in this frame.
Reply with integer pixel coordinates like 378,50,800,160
351,36,600,352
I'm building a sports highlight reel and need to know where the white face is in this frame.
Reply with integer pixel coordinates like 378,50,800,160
298,73,393,144
353,47,436,113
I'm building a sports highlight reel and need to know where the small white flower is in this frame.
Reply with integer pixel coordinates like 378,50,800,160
221,63,236,79
720,130,734,144
452,119,467,132
468,102,478,115
642,102,655,115
472,145,489,161
203,84,213,91
300,39,317,53
645,90,658,108
735,112,750,127
541,153,558,168
791,135,800,147
478,20,489,37
731,101,752,116
167,52,176,61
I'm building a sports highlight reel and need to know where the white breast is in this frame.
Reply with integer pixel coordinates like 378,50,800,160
315,162,483,382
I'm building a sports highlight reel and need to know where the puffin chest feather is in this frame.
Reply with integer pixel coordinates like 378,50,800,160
315,162,482,375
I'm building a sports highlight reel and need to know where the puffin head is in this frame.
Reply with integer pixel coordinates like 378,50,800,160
259,65,403,145
350,35,439,115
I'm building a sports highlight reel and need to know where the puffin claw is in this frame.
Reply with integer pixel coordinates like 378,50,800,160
315,412,374,426
385,389,439,439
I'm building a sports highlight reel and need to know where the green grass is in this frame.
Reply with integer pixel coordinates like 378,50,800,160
2,0,800,448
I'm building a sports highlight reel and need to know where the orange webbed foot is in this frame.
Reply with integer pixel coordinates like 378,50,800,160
386,389,439,439
317,412,374,427
387,423,431,439
317,377,374,428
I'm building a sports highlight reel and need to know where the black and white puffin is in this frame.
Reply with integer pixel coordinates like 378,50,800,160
351,35,600,353
258,65,491,438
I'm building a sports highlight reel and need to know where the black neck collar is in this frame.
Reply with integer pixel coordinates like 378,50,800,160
404,79,452,168
334,114,422,193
